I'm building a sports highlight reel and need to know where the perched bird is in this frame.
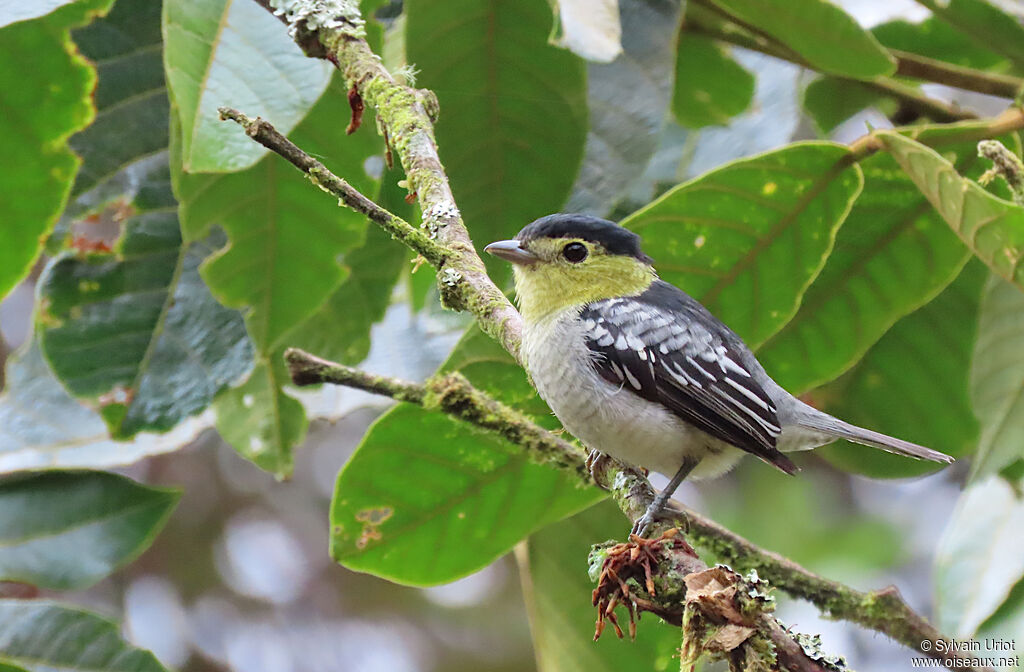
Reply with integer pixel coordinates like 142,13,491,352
485,214,954,535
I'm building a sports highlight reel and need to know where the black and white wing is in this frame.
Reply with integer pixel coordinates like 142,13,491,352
580,280,797,474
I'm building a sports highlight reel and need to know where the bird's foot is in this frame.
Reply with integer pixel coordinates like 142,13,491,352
631,502,689,539
585,449,612,490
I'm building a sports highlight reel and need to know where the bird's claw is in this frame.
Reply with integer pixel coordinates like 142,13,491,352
585,449,612,490
631,510,658,538
631,504,688,538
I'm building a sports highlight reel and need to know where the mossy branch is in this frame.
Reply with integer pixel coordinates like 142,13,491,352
251,0,524,361
284,347,990,672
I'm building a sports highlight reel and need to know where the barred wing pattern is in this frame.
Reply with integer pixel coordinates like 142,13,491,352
580,281,797,474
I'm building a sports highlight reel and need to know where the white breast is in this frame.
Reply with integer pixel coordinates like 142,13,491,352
522,310,743,480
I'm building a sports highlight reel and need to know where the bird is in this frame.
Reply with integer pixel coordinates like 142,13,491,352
484,213,954,536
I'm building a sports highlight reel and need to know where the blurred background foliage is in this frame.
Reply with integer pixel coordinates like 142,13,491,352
1,0,1024,670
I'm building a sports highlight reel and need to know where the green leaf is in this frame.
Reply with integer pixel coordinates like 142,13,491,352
816,261,984,478
970,275,1024,482
0,342,212,473
331,404,600,585
331,327,600,585
707,0,895,78
0,471,178,590
176,75,382,475
568,0,680,216
872,16,1007,70
406,0,588,284
879,131,1024,291
918,0,1024,72
672,33,754,129
163,0,332,172
803,77,887,135
524,500,680,672
67,0,167,200
213,357,307,477
622,142,863,346
935,476,1024,637
286,162,411,366
0,599,168,672
757,123,1014,394
0,0,114,300
37,165,253,439
176,76,382,352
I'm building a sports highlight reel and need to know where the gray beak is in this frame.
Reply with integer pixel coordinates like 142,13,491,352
484,239,538,266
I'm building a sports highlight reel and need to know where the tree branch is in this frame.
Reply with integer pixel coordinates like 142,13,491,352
253,0,524,361
683,3,1016,123
892,50,1024,100
284,347,991,672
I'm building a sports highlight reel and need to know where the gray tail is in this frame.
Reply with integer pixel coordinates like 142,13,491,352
797,411,954,464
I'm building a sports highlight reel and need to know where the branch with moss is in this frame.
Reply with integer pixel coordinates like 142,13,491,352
253,0,523,360
284,347,991,672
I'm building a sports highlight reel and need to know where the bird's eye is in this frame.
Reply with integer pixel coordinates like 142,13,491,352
562,242,588,263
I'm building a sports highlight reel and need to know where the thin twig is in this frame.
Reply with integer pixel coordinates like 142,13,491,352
218,107,447,267
893,50,1024,99
685,8,978,122
283,347,990,672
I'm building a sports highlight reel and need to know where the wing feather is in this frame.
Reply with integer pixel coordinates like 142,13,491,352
581,281,797,474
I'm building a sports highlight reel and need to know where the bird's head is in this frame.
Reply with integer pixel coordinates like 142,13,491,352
485,214,656,322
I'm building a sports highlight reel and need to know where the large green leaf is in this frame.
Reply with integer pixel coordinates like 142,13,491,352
622,142,863,346
0,0,113,300
880,131,1024,291
285,162,412,366
935,476,1024,637
970,275,1024,482
37,165,252,438
0,342,212,473
163,0,332,172
175,76,381,352
175,75,383,475
817,261,985,478
331,328,601,585
757,123,1012,394
917,0,1024,71
69,0,166,200
405,0,588,283
0,471,178,590
0,600,168,672
567,0,680,216
872,15,1007,70
524,500,680,672
707,0,894,79
672,33,754,129
331,404,600,585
